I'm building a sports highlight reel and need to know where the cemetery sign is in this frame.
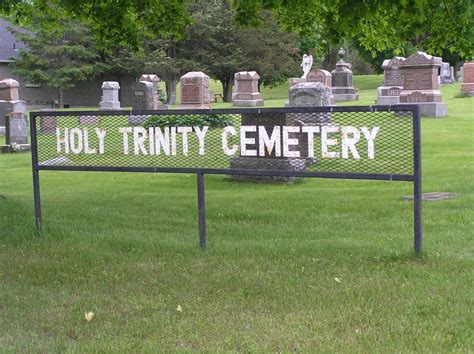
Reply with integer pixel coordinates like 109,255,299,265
30,106,422,253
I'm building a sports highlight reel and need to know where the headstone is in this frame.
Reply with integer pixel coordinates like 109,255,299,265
440,62,455,84
179,71,210,109
0,79,19,101
306,69,335,104
231,82,332,182
461,61,474,96
0,79,26,136
459,66,464,82
289,77,306,87
399,52,447,117
229,111,307,183
233,71,264,107
288,82,332,108
1,112,30,152
99,81,121,110
79,115,98,125
131,81,154,110
376,56,406,105
331,48,358,101
40,116,58,134
139,74,163,109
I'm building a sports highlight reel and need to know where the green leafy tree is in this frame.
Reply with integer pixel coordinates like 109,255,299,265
234,0,474,63
10,8,99,108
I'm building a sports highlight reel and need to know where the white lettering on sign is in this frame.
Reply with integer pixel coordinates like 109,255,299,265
194,126,208,156
55,125,380,160
240,125,257,157
282,126,300,158
259,126,281,157
56,128,107,154
302,126,320,158
341,126,360,159
321,125,340,159
361,127,380,159
222,126,238,156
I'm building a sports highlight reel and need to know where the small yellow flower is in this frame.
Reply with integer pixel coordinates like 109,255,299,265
334,277,342,283
84,311,94,321
176,305,183,313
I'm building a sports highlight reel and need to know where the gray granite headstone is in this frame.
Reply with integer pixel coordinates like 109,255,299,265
440,62,454,84
99,81,121,110
132,81,154,110
331,48,358,101
0,100,27,136
2,112,30,152
40,116,58,134
376,56,405,105
139,74,163,109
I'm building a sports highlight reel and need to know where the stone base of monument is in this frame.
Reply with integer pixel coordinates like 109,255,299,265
232,99,264,107
333,93,359,102
228,157,307,182
1,144,31,153
99,103,121,111
178,104,210,110
376,96,400,105
461,83,474,96
332,87,358,102
404,102,448,118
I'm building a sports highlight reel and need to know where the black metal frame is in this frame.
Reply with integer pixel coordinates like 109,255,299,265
30,105,422,254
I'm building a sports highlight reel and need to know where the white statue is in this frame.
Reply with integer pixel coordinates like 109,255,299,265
301,54,313,79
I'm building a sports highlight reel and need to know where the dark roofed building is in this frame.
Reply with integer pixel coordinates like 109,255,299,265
0,18,133,108
0,18,29,62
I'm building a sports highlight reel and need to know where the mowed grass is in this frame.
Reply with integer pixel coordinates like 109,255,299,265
1,76,473,352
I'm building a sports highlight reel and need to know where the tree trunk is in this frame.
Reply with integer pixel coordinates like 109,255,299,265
166,79,177,105
221,78,234,102
322,46,339,71
58,89,64,109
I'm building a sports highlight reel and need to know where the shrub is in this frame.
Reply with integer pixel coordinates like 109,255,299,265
143,114,234,129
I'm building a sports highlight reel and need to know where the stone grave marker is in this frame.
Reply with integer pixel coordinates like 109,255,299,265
376,56,405,105
39,115,57,134
139,74,163,109
440,62,455,84
0,79,27,136
459,66,464,82
233,71,264,107
99,81,121,110
1,112,30,152
132,81,154,110
461,61,474,96
179,71,210,109
306,69,335,104
331,48,358,101
0,79,19,101
399,51,447,117
79,115,98,125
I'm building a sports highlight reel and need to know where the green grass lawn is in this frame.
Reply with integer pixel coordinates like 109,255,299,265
1,77,473,352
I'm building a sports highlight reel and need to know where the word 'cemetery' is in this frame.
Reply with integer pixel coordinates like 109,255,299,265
56,125,380,159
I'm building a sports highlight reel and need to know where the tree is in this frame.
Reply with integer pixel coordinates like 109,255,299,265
10,8,99,108
176,1,300,101
234,0,474,62
178,1,242,102
237,11,300,89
